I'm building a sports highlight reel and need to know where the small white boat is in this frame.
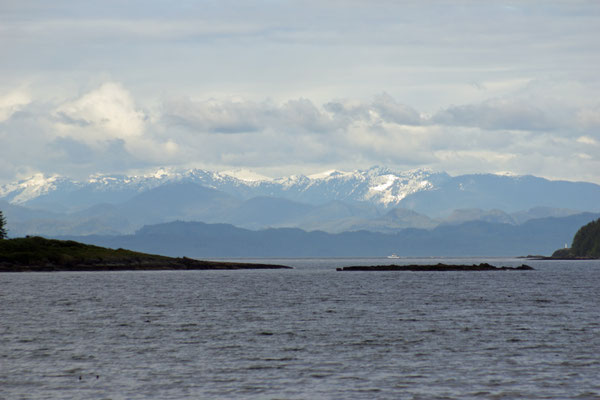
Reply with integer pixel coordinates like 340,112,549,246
387,254,400,259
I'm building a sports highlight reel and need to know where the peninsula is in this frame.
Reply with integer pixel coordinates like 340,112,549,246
0,236,291,272
548,217,600,259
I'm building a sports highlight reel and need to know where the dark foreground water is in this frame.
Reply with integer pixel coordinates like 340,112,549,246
1,258,600,399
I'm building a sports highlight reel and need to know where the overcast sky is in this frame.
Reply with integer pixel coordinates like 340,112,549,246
1,1,600,183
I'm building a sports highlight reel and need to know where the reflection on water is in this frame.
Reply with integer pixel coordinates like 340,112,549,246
1,259,599,399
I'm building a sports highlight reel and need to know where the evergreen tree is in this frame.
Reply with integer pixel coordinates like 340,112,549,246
0,210,7,239
571,218,600,258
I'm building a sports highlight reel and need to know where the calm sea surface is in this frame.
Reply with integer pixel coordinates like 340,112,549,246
1,258,599,399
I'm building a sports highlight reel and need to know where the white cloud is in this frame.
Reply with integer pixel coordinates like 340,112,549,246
2,78,600,185
432,98,554,131
0,88,31,122
370,93,422,126
576,136,598,146
325,93,421,126
163,97,264,133
7,18,267,42
577,106,600,131
2,1,600,187
163,96,340,134
279,98,338,133
0,82,183,181
54,82,145,141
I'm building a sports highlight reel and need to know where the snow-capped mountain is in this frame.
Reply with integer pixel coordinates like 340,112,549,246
0,174,78,205
0,166,445,210
2,166,600,238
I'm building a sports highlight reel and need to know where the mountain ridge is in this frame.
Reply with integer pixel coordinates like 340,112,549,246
3,167,600,238
3,167,599,213
0,166,457,209
56,212,600,258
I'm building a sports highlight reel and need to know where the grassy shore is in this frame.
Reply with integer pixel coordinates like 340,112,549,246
0,236,291,272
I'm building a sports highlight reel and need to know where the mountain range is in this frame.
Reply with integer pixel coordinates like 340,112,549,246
0,167,439,211
2,166,600,256
4,166,600,213
59,212,600,258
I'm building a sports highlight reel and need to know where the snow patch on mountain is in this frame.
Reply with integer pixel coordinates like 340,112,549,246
274,174,311,188
149,167,178,180
307,170,354,180
363,169,435,206
370,174,396,192
221,169,273,182
0,174,74,204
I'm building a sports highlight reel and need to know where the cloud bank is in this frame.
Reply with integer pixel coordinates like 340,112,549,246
1,1,599,183
1,80,599,183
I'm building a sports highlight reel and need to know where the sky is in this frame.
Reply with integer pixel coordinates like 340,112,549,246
1,0,600,184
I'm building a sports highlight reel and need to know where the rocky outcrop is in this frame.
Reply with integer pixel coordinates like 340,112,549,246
336,263,533,271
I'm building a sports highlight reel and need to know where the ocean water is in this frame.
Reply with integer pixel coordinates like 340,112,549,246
1,258,599,399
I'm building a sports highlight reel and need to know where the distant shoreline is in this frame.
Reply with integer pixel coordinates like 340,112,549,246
523,256,599,260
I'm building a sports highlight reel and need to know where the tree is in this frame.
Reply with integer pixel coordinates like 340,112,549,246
553,217,600,258
571,218,600,258
0,210,6,239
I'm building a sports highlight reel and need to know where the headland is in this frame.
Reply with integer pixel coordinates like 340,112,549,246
0,236,291,272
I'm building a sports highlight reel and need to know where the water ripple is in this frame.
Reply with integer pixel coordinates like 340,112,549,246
1,260,599,399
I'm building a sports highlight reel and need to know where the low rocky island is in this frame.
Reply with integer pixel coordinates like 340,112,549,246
0,236,291,272
336,263,534,271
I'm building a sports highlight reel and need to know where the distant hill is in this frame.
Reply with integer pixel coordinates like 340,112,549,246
59,212,600,258
398,174,600,217
552,218,600,259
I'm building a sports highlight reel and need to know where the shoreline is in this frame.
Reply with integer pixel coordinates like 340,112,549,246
0,260,292,272
523,256,599,261
0,237,292,272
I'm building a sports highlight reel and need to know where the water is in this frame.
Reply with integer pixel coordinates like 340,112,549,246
1,258,600,399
